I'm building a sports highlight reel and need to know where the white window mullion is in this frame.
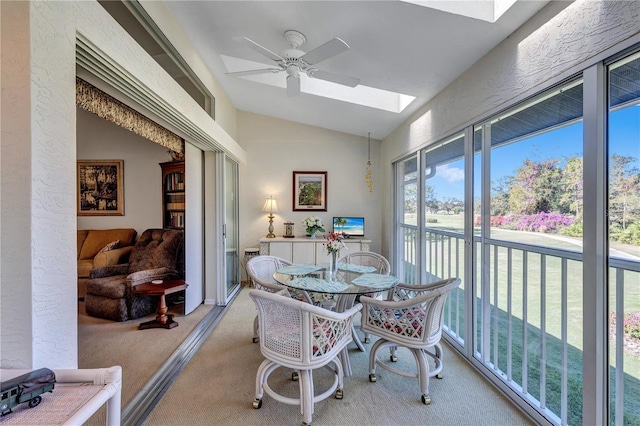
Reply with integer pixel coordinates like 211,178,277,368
464,125,475,359
582,63,608,425
417,153,426,284
481,123,492,361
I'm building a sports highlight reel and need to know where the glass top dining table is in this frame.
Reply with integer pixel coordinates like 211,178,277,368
272,262,398,377
272,262,398,296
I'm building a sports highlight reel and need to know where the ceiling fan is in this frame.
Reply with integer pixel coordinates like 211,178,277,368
226,30,360,97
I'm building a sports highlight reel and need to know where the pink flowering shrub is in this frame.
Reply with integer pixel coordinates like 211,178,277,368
475,212,575,233
611,311,640,340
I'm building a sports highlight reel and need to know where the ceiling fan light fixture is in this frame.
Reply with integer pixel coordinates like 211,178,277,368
228,29,359,97
286,64,300,77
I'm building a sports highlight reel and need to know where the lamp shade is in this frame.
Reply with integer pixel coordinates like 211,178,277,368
262,196,278,213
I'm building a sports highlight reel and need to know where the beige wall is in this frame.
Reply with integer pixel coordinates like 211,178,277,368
76,108,169,234
237,111,384,265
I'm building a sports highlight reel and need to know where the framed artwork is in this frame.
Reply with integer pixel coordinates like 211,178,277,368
77,160,124,216
293,171,327,211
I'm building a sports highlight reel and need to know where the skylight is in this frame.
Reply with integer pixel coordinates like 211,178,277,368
220,55,416,113
402,0,518,23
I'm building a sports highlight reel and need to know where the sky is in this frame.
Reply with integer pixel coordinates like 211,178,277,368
426,105,639,201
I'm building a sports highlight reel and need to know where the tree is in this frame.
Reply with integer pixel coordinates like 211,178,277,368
424,185,438,213
559,156,583,219
508,159,564,214
609,154,640,229
440,197,462,214
404,183,417,215
491,176,512,216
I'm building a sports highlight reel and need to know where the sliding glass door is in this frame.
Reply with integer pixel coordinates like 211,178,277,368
393,49,640,424
607,52,640,426
224,156,240,302
395,154,419,284
474,78,585,425
423,134,466,344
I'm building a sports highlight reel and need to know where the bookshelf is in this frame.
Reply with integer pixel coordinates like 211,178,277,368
160,161,185,229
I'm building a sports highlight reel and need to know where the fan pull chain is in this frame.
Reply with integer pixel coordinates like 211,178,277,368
366,133,373,192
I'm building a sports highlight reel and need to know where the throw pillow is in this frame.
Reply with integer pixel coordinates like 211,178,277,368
97,240,120,254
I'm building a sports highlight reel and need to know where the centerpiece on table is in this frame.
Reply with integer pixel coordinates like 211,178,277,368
324,231,347,279
302,216,325,239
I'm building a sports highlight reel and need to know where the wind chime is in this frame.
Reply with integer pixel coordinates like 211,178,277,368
365,132,373,193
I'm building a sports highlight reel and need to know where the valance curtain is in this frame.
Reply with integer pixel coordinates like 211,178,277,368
76,78,183,154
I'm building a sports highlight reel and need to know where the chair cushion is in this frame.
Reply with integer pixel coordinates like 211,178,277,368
78,229,137,260
77,230,90,259
77,259,94,279
371,307,425,338
129,229,183,272
86,275,129,298
312,320,339,356
98,240,120,254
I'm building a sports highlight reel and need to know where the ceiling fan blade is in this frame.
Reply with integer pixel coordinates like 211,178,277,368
287,75,301,97
226,68,282,77
238,37,285,62
309,69,360,87
300,38,349,65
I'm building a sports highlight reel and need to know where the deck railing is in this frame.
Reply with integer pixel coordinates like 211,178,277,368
398,223,639,425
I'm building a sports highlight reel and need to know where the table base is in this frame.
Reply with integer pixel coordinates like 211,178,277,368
139,313,179,330
133,280,187,331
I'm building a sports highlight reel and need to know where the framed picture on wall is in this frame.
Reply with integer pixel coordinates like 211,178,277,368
77,160,124,216
293,171,327,211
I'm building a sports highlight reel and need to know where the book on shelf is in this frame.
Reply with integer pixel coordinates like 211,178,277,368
166,202,186,210
165,172,185,191
168,211,185,228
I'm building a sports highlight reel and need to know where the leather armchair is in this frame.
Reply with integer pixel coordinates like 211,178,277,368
84,229,185,321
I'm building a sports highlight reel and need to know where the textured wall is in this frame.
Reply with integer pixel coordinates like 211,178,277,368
1,0,35,369
1,1,78,369
383,1,640,161
379,0,640,256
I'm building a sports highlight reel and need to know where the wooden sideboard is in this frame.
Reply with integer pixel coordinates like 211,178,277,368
259,237,371,264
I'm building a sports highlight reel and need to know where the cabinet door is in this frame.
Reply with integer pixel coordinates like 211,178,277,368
343,242,362,253
292,242,315,264
269,242,292,262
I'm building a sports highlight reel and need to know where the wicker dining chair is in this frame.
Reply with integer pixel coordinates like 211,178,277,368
246,255,313,343
338,251,391,343
360,278,462,405
249,289,362,426
338,251,390,274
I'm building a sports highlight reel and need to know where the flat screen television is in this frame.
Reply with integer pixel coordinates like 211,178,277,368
333,217,365,237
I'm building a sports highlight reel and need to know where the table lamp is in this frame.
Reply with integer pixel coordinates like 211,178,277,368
262,196,278,238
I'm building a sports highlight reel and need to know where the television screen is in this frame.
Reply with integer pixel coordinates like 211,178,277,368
333,217,365,237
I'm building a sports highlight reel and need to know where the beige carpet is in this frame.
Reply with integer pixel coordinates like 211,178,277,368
78,299,214,424
144,288,535,426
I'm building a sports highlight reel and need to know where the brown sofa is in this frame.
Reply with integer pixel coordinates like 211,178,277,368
85,228,185,322
77,228,137,300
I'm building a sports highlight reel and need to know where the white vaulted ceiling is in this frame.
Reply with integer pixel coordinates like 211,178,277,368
160,1,549,140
